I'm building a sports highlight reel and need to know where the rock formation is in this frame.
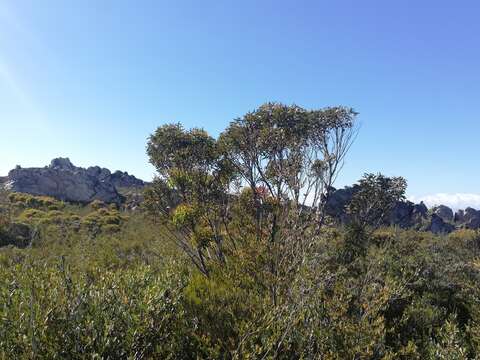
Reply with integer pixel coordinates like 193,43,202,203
3,158,144,204
326,186,480,233
456,207,480,229
427,214,455,234
324,185,358,223
111,170,145,188
433,205,454,223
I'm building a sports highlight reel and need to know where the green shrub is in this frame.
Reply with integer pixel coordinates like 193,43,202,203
1,190,480,358
8,193,64,211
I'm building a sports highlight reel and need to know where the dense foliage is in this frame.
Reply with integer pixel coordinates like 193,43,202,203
348,173,408,229
1,191,480,358
1,103,479,358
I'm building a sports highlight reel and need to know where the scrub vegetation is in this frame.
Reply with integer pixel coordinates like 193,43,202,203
1,103,480,359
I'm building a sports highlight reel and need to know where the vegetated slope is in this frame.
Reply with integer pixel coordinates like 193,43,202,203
0,190,480,358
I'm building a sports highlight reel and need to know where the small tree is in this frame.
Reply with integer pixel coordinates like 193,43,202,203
219,103,357,233
146,124,234,276
219,103,357,304
146,103,358,295
347,173,407,229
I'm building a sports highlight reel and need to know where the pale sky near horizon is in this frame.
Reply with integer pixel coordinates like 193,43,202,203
1,0,480,209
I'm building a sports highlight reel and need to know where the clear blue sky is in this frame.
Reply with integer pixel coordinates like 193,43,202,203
1,0,479,208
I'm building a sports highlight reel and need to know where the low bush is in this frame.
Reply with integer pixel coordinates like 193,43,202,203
1,192,480,358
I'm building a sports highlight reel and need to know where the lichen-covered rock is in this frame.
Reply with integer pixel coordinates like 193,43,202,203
3,158,144,204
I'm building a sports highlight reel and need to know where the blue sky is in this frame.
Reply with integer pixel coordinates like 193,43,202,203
1,0,479,208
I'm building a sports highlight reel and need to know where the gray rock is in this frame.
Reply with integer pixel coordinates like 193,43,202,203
85,166,111,180
466,217,480,229
464,208,480,229
390,201,415,228
433,205,454,223
50,157,75,171
454,210,465,223
389,201,429,228
329,182,480,233
323,186,480,234
464,207,479,222
453,207,480,229
413,202,428,220
325,186,357,220
111,170,145,188
4,158,144,204
86,166,102,177
327,186,430,229
428,214,455,234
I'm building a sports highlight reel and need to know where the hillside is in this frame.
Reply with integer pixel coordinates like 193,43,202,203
1,189,479,358
3,158,479,235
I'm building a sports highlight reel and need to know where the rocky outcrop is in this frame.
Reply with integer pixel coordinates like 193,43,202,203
426,214,455,234
3,158,144,204
327,187,430,229
456,207,480,229
326,186,479,234
454,210,465,223
50,158,76,171
325,185,358,222
389,201,415,228
414,202,428,218
433,205,454,223
111,170,145,188
389,201,411,228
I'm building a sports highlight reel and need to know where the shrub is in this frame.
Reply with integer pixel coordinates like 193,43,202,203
8,193,64,211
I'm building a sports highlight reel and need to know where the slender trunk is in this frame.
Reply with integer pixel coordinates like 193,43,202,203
251,184,262,242
197,248,209,277
270,208,279,306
